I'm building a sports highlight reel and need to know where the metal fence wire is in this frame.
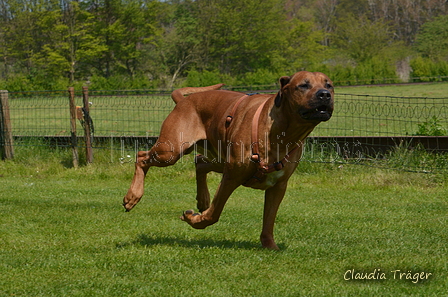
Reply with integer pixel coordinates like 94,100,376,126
315,94,448,137
8,90,174,138
3,89,448,173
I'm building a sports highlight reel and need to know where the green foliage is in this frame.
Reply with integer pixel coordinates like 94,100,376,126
89,74,160,90
410,57,448,81
411,57,433,80
101,0,159,77
275,19,330,74
332,15,394,63
1,0,448,91
411,15,448,82
194,0,289,75
0,75,32,92
240,69,280,86
0,72,69,91
183,68,280,88
382,141,448,173
323,57,399,85
322,62,354,85
155,0,202,88
415,15,448,61
356,57,399,83
185,69,234,87
414,116,447,136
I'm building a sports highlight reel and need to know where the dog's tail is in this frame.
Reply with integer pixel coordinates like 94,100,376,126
171,83,225,104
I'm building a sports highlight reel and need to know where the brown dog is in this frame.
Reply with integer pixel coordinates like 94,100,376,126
123,71,334,250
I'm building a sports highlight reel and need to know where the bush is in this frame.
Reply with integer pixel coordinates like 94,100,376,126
240,69,280,86
410,57,448,81
88,74,160,90
353,58,399,84
0,73,68,92
325,64,354,85
411,57,434,81
324,57,399,86
0,75,31,92
414,116,447,136
184,69,235,87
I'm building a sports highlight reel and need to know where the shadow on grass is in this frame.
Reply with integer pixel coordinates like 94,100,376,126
116,233,284,250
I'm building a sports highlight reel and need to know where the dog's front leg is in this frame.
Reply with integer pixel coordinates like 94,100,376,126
195,155,224,212
260,181,288,250
181,173,240,229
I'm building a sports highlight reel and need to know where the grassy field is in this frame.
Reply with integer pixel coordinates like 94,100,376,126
1,147,447,296
7,82,448,138
338,81,448,97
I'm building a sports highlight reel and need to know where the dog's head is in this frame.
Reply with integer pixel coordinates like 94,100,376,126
275,71,334,122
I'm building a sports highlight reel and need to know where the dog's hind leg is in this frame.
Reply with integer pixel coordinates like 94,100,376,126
123,106,206,212
122,140,184,212
195,154,224,212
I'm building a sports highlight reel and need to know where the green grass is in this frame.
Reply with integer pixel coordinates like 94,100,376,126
338,81,448,97
1,148,447,296
302,139,448,174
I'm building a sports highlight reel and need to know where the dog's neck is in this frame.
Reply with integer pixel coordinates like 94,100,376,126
267,97,318,145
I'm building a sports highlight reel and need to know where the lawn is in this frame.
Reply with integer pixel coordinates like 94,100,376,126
0,148,447,296
338,81,448,97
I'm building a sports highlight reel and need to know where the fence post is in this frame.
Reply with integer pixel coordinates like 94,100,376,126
0,90,14,160
68,87,79,168
82,86,93,164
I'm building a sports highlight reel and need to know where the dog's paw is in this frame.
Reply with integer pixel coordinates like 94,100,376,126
260,236,280,250
180,209,211,229
180,209,197,220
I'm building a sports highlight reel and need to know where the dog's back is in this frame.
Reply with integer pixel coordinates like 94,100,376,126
171,83,226,104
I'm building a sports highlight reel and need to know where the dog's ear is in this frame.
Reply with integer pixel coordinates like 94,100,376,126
279,76,291,87
275,76,291,107
275,93,282,107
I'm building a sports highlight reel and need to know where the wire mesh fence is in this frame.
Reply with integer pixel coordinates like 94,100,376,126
2,88,448,173
313,94,448,137
7,89,174,138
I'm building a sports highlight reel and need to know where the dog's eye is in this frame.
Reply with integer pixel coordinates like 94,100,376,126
326,83,333,89
297,83,310,90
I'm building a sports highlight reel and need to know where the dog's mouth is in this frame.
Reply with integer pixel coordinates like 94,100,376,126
299,105,333,121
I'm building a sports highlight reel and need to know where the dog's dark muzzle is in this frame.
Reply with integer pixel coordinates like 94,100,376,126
299,89,334,121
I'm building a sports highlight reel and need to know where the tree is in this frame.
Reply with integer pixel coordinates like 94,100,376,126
88,0,160,79
332,14,394,63
193,0,289,76
284,19,328,71
155,0,201,87
1,0,447,90
367,0,448,44
414,15,448,61
29,1,107,85
3,10,40,75
313,0,338,46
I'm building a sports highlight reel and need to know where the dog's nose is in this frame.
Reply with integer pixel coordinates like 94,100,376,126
316,89,332,101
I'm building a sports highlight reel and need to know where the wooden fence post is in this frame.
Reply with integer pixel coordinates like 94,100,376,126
0,90,14,160
68,87,79,168
82,86,93,164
